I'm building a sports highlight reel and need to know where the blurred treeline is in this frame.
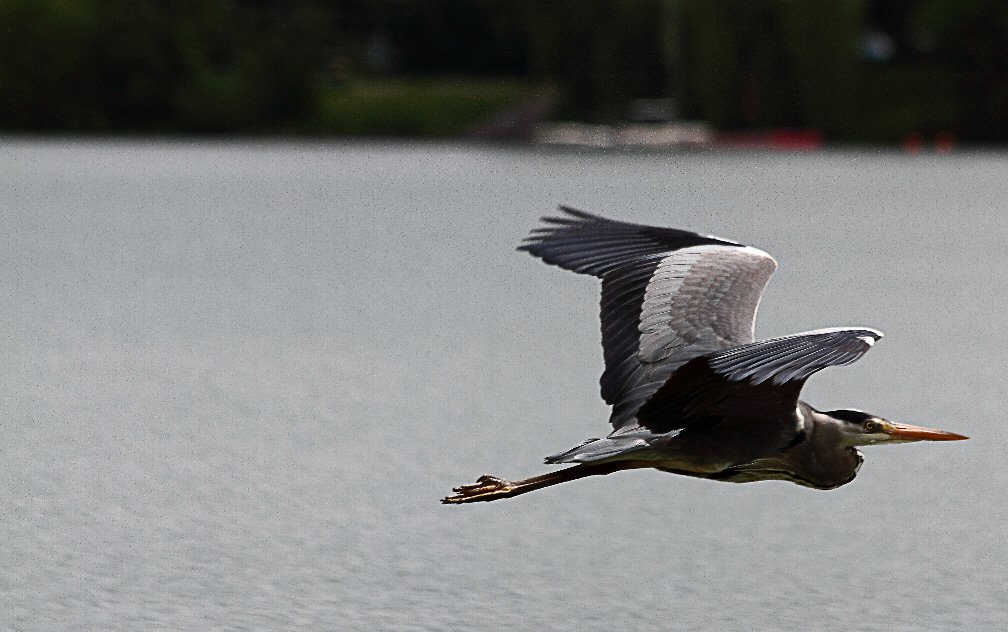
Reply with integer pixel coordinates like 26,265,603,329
1,0,1006,140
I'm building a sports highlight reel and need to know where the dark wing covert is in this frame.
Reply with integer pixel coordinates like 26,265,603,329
637,327,883,433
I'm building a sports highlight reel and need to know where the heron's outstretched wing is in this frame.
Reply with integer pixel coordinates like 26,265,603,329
637,328,883,433
519,207,777,431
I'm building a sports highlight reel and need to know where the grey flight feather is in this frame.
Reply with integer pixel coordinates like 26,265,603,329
519,207,778,431
637,244,778,361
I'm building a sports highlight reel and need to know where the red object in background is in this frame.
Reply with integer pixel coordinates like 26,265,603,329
902,132,924,154
714,129,824,151
934,132,956,154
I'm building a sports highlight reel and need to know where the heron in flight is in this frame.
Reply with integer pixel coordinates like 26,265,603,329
443,208,967,504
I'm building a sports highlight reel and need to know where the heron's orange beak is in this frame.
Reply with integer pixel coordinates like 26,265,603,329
883,422,968,442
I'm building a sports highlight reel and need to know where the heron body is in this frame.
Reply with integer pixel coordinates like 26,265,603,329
443,208,967,504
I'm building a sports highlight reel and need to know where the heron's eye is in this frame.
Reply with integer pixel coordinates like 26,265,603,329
864,421,875,432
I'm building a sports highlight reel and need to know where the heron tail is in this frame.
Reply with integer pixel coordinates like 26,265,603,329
544,432,652,464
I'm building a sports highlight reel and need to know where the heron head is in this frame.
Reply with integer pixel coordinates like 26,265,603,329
824,409,968,447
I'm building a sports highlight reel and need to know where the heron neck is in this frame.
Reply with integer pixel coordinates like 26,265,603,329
784,403,864,489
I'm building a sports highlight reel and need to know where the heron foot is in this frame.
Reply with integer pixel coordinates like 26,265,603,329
442,475,518,504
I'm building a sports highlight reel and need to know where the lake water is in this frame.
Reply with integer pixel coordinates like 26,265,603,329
2,139,1007,631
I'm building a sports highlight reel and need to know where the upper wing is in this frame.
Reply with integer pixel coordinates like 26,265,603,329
519,207,777,431
637,328,883,433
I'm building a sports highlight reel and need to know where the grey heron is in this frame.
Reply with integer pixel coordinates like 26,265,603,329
443,208,967,504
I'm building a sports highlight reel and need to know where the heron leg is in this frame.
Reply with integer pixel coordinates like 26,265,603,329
441,461,649,504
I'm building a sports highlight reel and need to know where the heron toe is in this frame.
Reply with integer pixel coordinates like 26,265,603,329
443,475,517,503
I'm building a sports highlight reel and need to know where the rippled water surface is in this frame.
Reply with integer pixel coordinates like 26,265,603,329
2,139,1007,631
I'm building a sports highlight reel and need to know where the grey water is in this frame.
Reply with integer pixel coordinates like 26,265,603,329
2,139,1007,631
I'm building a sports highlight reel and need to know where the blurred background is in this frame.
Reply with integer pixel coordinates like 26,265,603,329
5,3,1008,630
1,0,1006,145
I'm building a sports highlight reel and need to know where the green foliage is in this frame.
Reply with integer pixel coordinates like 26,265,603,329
0,0,103,128
0,0,331,132
856,67,958,142
780,0,862,136
1,0,1007,140
93,0,177,129
914,0,1008,140
679,0,862,135
317,77,539,136
514,0,668,121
